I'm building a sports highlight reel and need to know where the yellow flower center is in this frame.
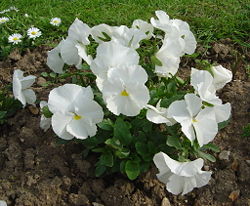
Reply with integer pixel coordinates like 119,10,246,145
13,37,19,41
192,118,198,123
73,114,82,120
31,31,37,35
120,90,129,96
53,20,58,23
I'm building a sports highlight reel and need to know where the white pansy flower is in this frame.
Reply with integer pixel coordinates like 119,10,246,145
102,65,150,116
47,18,92,73
27,27,42,39
0,200,7,206
0,17,9,24
40,101,51,132
68,18,91,45
8,33,22,45
211,65,232,90
48,84,104,140
168,93,218,146
151,10,196,55
146,100,176,125
169,19,197,55
13,69,36,107
90,41,139,90
155,37,183,77
191,68,222,105
190,68,231,124
150,10,171,32
113,25,147,49
91,23,115,43
91,24,146,49
153,152,212,195
132,19,154,39
50,17,61,26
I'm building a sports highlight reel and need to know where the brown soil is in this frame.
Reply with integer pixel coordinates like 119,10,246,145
0,40,250,206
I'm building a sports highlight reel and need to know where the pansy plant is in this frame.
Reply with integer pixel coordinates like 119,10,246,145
40,10,233,195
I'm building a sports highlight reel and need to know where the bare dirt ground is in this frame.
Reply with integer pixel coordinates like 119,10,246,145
0,40,250,206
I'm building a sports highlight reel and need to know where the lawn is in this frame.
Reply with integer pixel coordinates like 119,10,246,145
0,0,249,53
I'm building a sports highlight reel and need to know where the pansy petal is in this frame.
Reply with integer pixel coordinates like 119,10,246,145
40,116,51,132
194,171,212,188
60,38,82,67
167,174,186,195
22,89,36,105
48,84,90,114
47,42,65,74
168,100,190,122
75,43,93,65
66,118,97,139
181,119,196,142
51,112,74,140
184,93,202,117
213,103,231,123
194,107,218,146
68,18,91,45
21,75,36,89
211,65,232,90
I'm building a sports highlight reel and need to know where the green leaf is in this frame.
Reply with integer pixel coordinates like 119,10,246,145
151,55,163,66
218,119,230,130
114,118,132,145
201,143,220,153
49,72,57,78
120,160,126,174
161,94,185,108
125,160,140,180
0,111,7,119
42,106,53,118
197,151,216,162
98,119,113,131
135,142,152,161
41,72,48,77
100,152,114,167
167,135,182,149
115,148,130,159
135,142,147,156
131,119,152,133
105,138,121,150
95,165,107,177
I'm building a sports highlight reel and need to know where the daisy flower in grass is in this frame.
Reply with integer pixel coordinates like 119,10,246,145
0,17,9,24
8,33,22,44
50,17,61,26
27,27,42,39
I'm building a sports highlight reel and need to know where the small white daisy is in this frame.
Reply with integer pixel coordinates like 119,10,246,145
0,17,9,24
8,33,22,44
50,17,61,26
24,13,29,17
27,27,42,39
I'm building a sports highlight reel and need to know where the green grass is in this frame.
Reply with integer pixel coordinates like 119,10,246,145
0,0,249,57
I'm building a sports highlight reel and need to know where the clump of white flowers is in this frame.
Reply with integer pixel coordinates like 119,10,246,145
50,17,62,26
42,10,233,195
27,27,42,39
8,33,22,45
